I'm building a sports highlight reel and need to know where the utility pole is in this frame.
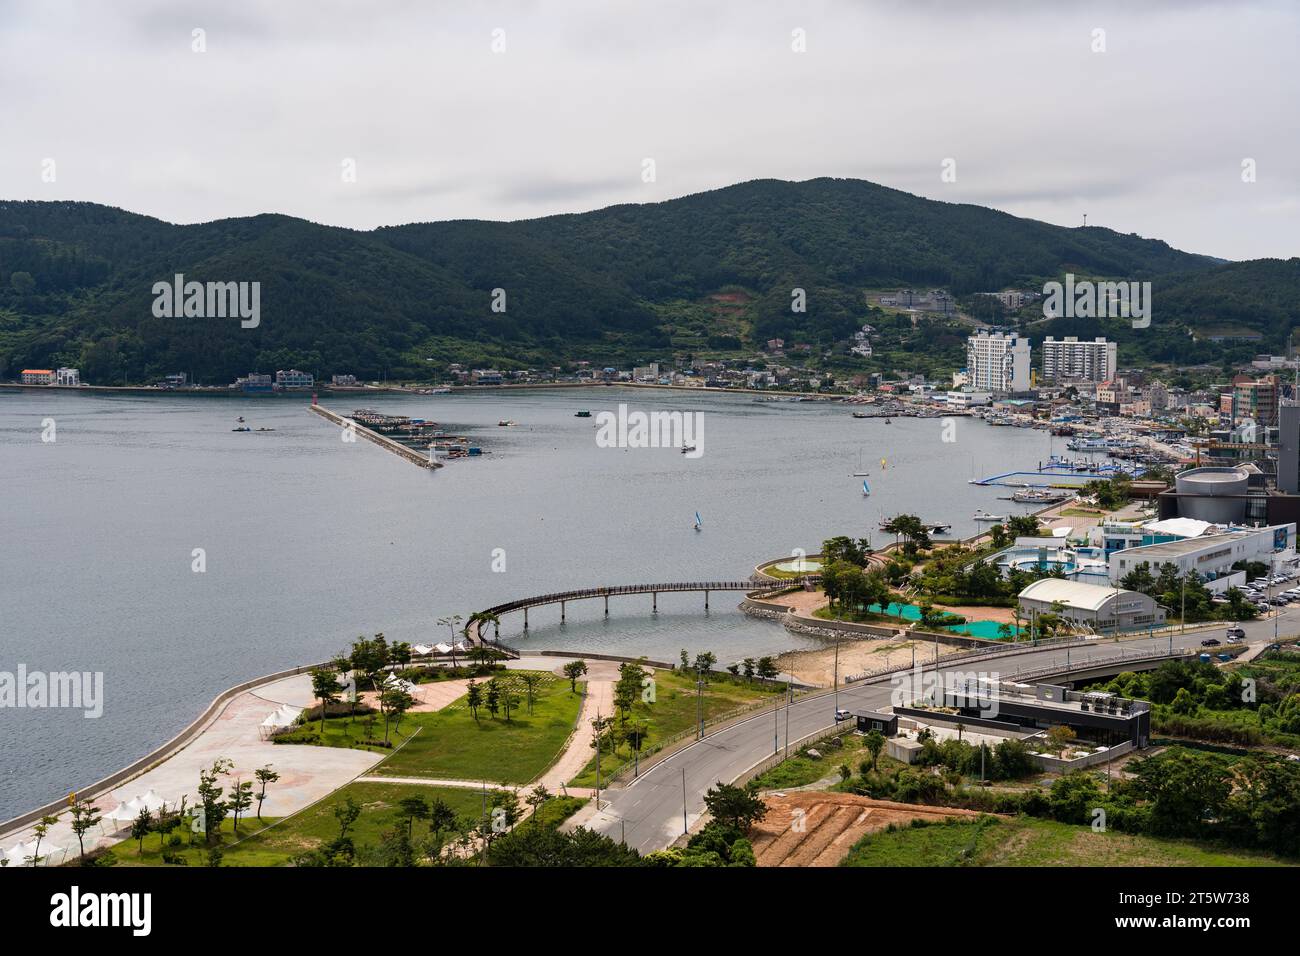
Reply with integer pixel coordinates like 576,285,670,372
594,710,602,812
1180,572,1186,634
833,638,840,715
695,666,704,740
784,680,791,758
764,686,774,754
681,767,688,836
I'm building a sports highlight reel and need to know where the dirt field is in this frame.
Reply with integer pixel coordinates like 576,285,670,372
778,639,965,686
749,792,988,867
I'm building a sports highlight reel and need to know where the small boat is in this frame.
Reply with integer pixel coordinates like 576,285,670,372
681,445,696,454
852,411,869,419
972,510,1006,522
851,448,870,477
862,479,871,497
497,420,516,427
232,426,251,432
575,410,592,418
255,427,275,432
884,418,892,424
694,511,703,532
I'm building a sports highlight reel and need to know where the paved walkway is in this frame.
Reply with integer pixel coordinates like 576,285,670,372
1,674,382,864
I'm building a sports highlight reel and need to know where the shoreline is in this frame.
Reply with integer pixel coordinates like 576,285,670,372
0,380,841,400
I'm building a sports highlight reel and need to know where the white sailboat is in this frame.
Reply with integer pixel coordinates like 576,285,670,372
851,447,870,477
862,479,871,497
694,511,703,531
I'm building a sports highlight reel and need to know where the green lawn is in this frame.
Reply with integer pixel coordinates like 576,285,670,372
750,734,866,790
370,671,583,784
107,783,499,867
840,815,1295,867
569,668,781,787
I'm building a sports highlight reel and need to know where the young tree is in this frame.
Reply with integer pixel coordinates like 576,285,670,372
130,808,152,856
428,798,458,852
520,673,542,714
466,679,483,722
525,784,551,827
253,765,280,821
379,684,415,742
227,779,254,835
398,796,430,839
69,795,102,861
864,729,886,772
502,686,522,723
30,814,58,867
485,679,502,719
196,758,234,844
693,651,717,680
756,657,779,681
742,658,756,683
614,660,648,722
334,796,362,841
309,667,340,734
562,659,588,693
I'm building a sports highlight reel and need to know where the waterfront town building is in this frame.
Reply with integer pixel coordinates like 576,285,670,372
1040,336,1117,384
966,330,1031,394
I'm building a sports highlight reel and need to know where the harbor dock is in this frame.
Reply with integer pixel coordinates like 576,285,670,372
309,403,441,469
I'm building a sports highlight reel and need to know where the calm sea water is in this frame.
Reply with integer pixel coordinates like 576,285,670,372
0,386,1066,816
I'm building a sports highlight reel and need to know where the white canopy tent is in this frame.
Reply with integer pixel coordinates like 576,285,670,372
4,841,36,866
433,642,453,655
105,797,145,824
258,703,304,739
412,643,436,656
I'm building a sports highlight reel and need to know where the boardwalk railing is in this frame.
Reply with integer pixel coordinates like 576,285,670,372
467,579,816,644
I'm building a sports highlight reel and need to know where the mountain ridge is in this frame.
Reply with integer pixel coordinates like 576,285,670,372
0,178,1291,384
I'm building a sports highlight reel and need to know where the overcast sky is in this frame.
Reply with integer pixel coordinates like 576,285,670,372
2,0,1297,261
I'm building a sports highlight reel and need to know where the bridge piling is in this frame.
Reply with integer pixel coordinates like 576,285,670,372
653,592,657,613
561,600,566,624
604,595,609,616
524,607,528,630
705,589,709,611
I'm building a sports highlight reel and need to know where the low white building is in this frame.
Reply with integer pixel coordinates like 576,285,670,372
55,367,80,386
1108,524,1296,590
1018,579,1164,634
945,389,992,408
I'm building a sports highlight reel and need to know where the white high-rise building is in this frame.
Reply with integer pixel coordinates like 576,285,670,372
1041,336,1117,384
966,330,1031,393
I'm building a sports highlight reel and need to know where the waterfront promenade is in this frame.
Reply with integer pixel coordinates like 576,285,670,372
0,673,383,861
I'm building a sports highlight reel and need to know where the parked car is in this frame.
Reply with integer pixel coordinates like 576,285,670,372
834,709,852,722
1201,638,1222,647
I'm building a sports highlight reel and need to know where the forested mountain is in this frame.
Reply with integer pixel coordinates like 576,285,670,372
0,178,1291,385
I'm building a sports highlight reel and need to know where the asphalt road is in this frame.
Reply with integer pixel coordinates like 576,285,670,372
585,623,1296,854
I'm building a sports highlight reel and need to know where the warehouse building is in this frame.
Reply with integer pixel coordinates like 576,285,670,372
1017,579,1164,634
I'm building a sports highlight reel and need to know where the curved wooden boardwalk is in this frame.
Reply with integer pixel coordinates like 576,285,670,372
468,579,815,644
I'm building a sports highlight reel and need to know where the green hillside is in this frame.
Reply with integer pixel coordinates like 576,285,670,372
1,178,1286,385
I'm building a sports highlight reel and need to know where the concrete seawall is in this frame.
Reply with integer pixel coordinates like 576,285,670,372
0,660,330,839
309,404,441,469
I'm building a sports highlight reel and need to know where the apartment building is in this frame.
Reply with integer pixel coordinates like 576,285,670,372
1040,336,1117,384
966,330,1031,393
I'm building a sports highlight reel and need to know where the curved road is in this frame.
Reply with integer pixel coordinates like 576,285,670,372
583,626,1269,854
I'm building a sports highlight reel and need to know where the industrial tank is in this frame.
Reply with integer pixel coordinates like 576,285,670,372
1174,467,1248,523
